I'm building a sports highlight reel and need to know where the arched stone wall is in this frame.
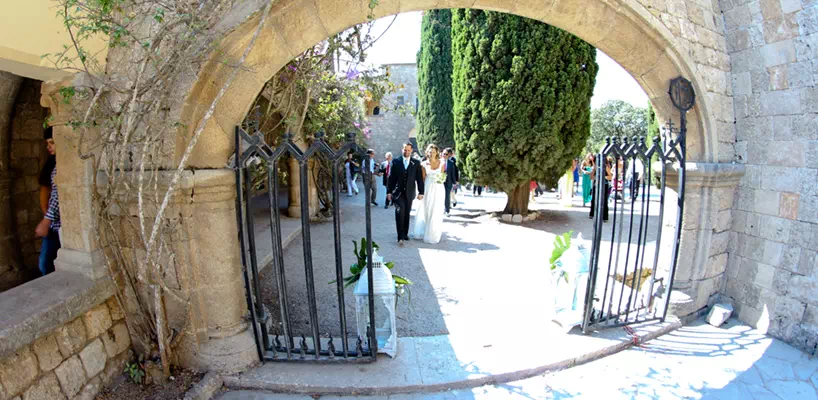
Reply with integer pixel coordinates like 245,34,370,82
29,0,738,372
177,0,735,169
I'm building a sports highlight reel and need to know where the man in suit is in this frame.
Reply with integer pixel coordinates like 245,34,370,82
387,143,425,246
380,152,393,209
442,148,459,215
366,149,381,206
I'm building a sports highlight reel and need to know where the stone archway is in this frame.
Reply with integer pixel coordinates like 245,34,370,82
164,0,740,372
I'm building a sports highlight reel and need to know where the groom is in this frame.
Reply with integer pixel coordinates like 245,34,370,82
387,143,425,246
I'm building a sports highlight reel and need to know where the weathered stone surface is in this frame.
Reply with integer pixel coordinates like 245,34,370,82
54,356,87,398
72,376,101,400
105,298,125,321
779,192,800,219
788,275,818,306
501,214,512,222
82,304,112,340
0,347,38,397
706,303,734,327
511,214,523,223
55,318,87,358
32,334,63,372
78,339,106,378
22,372,64,400
101,323,131,358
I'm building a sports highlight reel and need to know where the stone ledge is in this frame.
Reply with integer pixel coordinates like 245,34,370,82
664,162,745,189
0,271,115,359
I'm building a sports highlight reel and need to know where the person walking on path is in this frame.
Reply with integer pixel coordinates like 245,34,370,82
380,152,393,209
35,127,61,276
345,152,360,197
366,149,381,206
590,157,612,222
442,148,459,215
387,143,425,246
581,153,594,206
572,159,580,196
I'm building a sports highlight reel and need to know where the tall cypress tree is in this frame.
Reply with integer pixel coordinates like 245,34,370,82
416,10,454,151
452,10,598,214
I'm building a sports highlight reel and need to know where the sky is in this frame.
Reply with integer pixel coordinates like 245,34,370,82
360,12,649,110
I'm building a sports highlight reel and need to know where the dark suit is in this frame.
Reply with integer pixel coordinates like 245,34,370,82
380,160,391,207
444,156,459,213
388,156,425,241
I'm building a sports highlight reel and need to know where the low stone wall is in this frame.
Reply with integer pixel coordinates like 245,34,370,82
0,296,130,400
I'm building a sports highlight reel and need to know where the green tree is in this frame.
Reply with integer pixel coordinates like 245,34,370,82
451,10,598,214
417,10,454,151
646,101,660,147
586,100,648,154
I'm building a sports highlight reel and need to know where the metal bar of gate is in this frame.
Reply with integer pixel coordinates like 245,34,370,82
331,158,350,358
582,153,606,332
268,161,293,358
234,128,264,362
663,131,686,321
298,159,322,359
244,164,272,353
364,157,378,360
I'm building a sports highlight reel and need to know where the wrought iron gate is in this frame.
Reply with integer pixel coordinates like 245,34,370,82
233,123,378,363
582,77,694,332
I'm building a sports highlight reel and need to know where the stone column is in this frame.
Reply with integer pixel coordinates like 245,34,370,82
0,71,23,282
665,162,744,317
40,76,107,280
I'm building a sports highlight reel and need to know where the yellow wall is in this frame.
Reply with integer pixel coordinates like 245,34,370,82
0,0,106,81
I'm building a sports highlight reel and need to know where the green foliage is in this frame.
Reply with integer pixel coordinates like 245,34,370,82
329,238,413,294
59,86,77,105
587,100,648,154
417,10,454,151
124,361,145,384
550,231,573,283
451,10,597,209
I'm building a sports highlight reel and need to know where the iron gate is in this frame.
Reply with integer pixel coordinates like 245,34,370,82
233,122,378,363
582,77,694,332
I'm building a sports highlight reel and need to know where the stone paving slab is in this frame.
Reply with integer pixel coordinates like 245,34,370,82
216,318,818,400
222,318,680,396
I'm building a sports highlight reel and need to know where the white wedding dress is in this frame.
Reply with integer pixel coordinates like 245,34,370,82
412,161,446,244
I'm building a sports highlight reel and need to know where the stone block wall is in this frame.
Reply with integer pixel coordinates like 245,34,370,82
721,0,818,355
0,297,131,400
367,63,418,158
9,79,48,273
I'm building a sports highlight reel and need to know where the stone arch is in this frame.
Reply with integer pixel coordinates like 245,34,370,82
177,0,727,169
167,0,737,371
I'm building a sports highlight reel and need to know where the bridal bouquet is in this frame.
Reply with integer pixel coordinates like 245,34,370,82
434,171,446,185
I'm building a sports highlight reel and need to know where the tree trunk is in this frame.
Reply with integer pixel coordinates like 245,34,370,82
503,182,530,215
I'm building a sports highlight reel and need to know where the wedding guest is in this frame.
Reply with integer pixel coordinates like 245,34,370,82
35,127,61,276
345,152,360,196
367,149,381,206
581,153,594,206
380,152,393,208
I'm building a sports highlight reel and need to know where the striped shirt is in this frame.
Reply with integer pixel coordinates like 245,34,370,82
45,167,60,231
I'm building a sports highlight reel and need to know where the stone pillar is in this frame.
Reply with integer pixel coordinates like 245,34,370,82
665,162,744,317
40,76,107,280
0,71,23,282
286,140,320,219
172,170,257,373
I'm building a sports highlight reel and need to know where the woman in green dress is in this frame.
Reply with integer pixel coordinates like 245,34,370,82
581,153,594,206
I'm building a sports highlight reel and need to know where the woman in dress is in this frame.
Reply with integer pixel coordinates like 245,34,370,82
345,152,359,197
412,144,446,244
581,153,594,206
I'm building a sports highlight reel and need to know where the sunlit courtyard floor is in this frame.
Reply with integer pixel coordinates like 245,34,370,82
221,318,818,399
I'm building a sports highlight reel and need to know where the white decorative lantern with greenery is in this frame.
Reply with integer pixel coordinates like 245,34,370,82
353,249,398,357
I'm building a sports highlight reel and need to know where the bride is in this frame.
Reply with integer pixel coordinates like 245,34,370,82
412,144,446,244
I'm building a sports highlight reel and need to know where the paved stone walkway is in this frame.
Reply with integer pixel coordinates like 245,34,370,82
216,318,818,399
257,184,666,339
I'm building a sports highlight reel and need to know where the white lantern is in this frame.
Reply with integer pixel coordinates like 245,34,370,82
353,249,398,357
552,234,591,332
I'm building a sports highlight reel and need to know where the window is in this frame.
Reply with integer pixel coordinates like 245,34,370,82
373,106,380,115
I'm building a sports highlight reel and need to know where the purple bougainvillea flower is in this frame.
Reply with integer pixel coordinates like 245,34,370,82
345,69,360,80
288,65,297,72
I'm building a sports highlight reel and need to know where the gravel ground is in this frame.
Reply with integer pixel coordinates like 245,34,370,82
95,367,203,400
258,184,668,340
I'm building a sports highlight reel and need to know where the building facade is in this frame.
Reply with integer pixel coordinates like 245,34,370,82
366,63,420,157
